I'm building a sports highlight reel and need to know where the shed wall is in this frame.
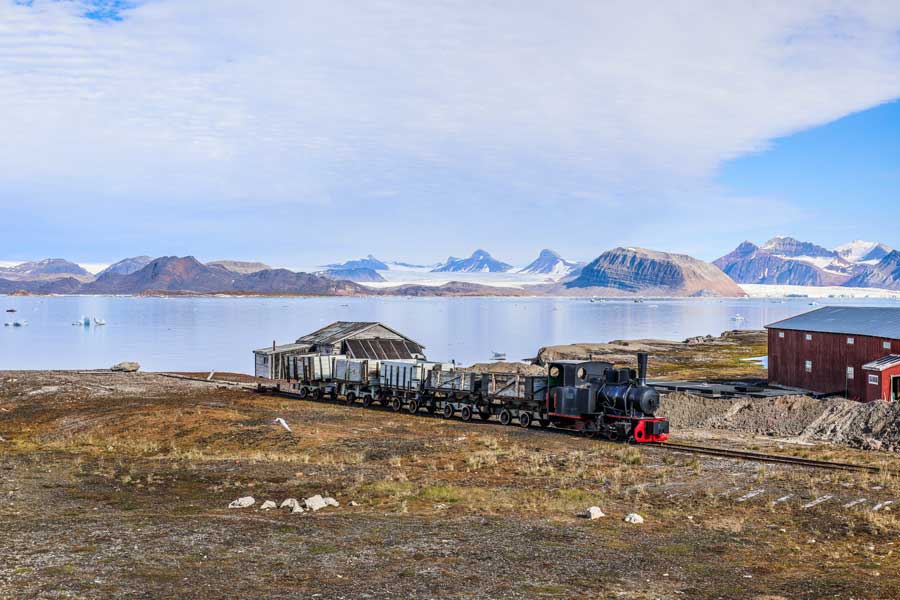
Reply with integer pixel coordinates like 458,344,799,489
768,329,899,400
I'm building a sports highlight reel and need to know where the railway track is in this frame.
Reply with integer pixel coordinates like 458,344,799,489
651,441,897,474
249,381,897,475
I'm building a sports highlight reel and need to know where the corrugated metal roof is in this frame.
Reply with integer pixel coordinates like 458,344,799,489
253,343,311,355
766,307,900,339
345,338,423,360
863,355,900,372
294,321,423,348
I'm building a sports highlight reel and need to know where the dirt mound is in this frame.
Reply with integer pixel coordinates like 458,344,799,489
660,392,900,452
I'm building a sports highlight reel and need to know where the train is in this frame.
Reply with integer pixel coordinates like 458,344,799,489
260,350,669,443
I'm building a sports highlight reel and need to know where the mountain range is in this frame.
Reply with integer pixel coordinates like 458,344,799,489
714,237,897,288
3,237,900,296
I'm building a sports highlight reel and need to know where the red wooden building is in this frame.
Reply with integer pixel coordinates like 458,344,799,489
766,306,900,402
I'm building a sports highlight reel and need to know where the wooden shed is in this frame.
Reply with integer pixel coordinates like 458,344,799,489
766,306,900,401
253,321,425,380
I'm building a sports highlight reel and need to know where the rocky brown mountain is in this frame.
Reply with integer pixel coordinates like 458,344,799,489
207,260,272,274
565,247,746,297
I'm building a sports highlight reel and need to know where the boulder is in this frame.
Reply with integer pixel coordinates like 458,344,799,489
280,498,303,513
304,494,339,512
624,513,645,524
110,361,140,372
228,496,255,509
260,500,277,510
582,506,606,520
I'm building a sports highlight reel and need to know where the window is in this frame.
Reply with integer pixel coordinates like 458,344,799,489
778,332,785,339
847,367,854,380
805,360,813,373
884,341,892,350
869,374,880,386
847,337,854,345
805,334,813,341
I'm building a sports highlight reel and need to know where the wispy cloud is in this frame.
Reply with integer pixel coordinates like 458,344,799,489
1,1,899,262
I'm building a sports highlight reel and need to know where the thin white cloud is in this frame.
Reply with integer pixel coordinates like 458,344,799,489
0,1,899,261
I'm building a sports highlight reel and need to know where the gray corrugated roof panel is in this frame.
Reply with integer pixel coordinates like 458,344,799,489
862,355,900,371
296,321,379,345
253,343,311,355
766,306,900,339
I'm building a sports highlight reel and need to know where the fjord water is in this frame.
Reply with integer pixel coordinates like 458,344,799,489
3,296,899,373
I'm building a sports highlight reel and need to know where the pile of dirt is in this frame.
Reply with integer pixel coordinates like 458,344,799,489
465,362,546,376
660,392,900,452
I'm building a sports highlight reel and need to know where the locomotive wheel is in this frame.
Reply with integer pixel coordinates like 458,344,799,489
345,392,356,406
298,387,309,399
460,405,474,422
391,397,403,412
479,410,492,421
499,409,512,426
539,419,551,429
442,404,454,419
407,398,419,414
362,394,373,408
518,412,532,428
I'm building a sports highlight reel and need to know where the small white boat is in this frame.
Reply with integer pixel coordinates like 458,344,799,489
730,314,746,322
93,318,106,326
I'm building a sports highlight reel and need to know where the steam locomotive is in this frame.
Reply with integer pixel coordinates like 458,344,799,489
268,351,668,444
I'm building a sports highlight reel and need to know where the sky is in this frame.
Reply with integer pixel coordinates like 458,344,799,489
1,0,900,269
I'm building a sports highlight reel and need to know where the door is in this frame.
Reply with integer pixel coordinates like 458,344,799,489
893,376,900,402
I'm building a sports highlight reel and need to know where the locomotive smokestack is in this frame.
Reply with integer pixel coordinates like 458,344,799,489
637,352,648,386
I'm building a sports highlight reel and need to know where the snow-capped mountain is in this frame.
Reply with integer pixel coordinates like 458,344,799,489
834,240,893,264
714,242,848,286
518,249,579,278
324,255,389,271
432,250,512,273
760,236,852,275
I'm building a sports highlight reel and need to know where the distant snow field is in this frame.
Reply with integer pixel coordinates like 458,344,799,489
741,284,900,299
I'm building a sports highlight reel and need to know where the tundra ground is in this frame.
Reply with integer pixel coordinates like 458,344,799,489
1,370,899,599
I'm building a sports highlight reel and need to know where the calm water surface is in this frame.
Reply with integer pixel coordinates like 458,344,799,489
2,296,899,373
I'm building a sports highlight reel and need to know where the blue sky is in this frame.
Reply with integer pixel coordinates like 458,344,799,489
1,1,900,269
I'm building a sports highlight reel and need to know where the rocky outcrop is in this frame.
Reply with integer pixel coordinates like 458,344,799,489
761,236,835,259
432,250,512,273
844,251,900,290
565,247,745,297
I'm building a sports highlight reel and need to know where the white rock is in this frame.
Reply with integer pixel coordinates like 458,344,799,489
280,498,302,512
582,506,605,520
304,494,328,511
324,497,339,508
110,361,140,372
349,501,359,507
624,513,645,524
260,500,277,510
228,496,255,509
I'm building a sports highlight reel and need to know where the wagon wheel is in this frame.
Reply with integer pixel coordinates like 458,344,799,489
442,404,454,419
499,409,512,426
362,394,374,408
460,405,474,422
407,398,419,414
518,412,532,428
391,397,403,412
298,387,309,399
539,418,551,429
345,391,357,406
479,409,492,421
